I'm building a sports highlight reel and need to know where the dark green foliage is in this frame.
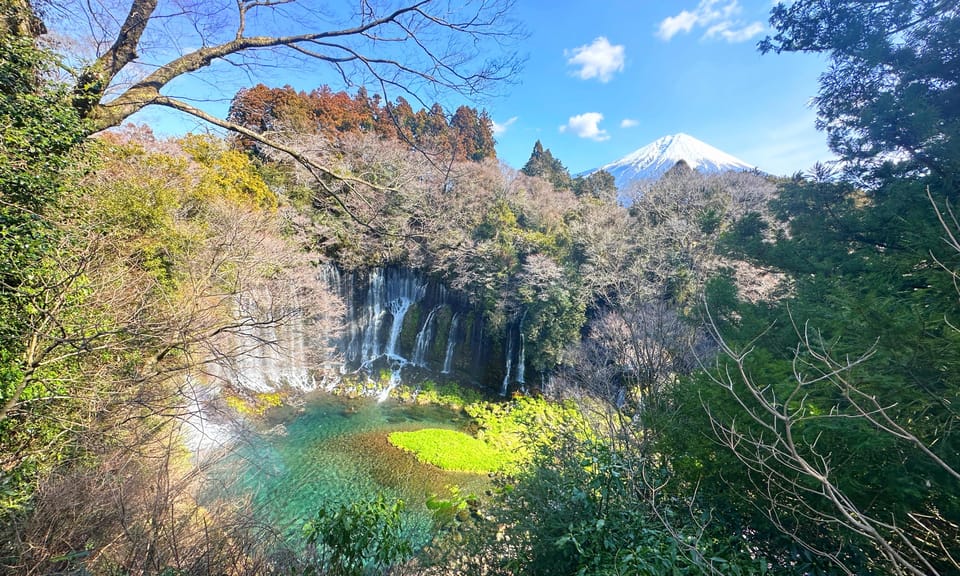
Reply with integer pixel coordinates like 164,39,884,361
658,168,960,573
0,35,84,213
642,5,960,572
572,169,617,202
762,1,960,177
0,31,85,516
521,140,572,190
0,33,84,289
302,494,413,576
424,485,474,529
518,271,586,373
490,437,769,576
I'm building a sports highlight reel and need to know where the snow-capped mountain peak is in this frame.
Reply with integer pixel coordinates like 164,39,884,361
589,133,756,190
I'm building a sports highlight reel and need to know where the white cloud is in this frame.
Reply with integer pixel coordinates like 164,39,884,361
657,10,698,40
620,118,639,128
565,37,625,83
657,1,765,43
492,116,518,136
560,112,609,141
705,20,766,43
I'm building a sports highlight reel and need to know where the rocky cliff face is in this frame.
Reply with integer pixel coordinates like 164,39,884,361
329,267,481,376
325,266,527,395
210,265,531,399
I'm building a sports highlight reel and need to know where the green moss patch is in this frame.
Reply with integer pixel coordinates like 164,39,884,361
388,428,513,473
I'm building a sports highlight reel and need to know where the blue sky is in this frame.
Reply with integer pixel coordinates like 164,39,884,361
486,0,835,175
127,0,835,177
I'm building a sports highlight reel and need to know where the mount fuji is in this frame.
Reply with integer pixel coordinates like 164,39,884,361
585,133,757,190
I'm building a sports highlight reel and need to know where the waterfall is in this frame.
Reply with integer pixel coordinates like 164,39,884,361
344,268,429,368
516,334,525,387
385,296,413,358
516,308,527,386
206,262,519,403
281,292,313,390
378,359,406,402
441,312,460,374
325,265,496,394
501,337,513,396
412,306,440,367
359,268,386,364
318,263,342,292
336,267,434,396
229,290,314,392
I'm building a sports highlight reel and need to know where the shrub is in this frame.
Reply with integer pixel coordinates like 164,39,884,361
302,494,413,576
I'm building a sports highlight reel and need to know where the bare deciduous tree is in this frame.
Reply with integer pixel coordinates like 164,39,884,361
23,0,523,192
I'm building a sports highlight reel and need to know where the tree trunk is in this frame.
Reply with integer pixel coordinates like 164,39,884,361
0,0,44,38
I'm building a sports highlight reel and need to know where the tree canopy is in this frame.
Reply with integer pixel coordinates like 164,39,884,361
762,0,960,177
521,140,573,190
229,84,496,162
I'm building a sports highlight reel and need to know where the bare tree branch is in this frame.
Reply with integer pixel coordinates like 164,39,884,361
699,303,956,576
58,0,521,134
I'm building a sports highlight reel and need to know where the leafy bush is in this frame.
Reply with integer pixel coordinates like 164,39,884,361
489,438,770,576
302,494,413,576
465,395,591,461
0,32,85,520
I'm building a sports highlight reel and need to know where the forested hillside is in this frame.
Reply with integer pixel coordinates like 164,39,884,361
1,0,958,575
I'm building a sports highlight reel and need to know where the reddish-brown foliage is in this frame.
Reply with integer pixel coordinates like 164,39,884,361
228,84,496,162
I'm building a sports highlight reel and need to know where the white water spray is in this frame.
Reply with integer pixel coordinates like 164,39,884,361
412,306,441,366
501,337,513,396
385,297,413,357
441,312,460,374
377,359,407,402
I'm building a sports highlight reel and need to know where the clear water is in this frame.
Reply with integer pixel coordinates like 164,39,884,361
204,393,486,549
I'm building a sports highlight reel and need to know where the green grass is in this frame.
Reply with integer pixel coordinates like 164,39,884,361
388,428,515,473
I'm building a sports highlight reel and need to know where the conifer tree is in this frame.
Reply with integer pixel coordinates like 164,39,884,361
521,140,572,190
762,0,960,177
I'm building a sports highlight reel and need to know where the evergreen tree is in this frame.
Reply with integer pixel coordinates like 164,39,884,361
762,0,960,178
451,105,496,162
521,140,572,190
650,5,960,571
572,169,617,202
0,21,85,517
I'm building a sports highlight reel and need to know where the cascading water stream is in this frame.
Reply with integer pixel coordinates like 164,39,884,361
377,360,406,402
228,289,315,392
615,387,626,409
516,309,527,388
441,313,460,374
385,297,413,358
516,334,525,388
412,306,440,367
501,338,513,397
322,266,493,396
359,269,387,363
